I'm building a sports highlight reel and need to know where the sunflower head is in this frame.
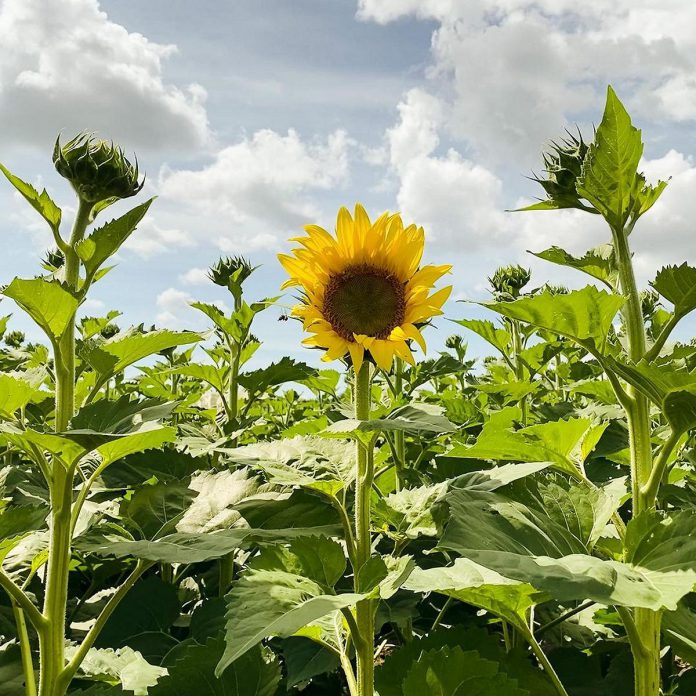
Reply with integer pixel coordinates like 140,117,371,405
279,204,451,372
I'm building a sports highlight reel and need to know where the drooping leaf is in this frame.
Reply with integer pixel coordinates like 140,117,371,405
282,637,340,689
483,287,624,354
122,482,196,539
3,277,78,340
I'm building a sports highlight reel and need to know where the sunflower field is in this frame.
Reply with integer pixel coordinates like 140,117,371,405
0,86,694,696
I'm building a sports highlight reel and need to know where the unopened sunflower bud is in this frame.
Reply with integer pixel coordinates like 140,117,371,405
208,256,256,289
53,133,144,204
489,265,531,299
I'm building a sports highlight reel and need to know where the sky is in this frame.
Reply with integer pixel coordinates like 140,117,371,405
1,0,695,367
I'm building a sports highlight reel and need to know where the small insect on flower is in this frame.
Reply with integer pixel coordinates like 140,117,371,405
279,204,452,372
53,132,144,204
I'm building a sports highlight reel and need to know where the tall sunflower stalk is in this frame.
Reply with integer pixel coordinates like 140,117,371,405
280,204,451,696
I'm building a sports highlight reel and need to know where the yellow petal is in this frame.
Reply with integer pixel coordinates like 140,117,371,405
368,339,395,372
347,341,364,373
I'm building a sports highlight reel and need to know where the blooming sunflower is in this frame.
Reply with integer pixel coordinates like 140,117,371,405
279,204,452,372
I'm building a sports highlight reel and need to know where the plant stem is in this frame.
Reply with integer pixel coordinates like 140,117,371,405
393,358,405,491
522,626,570,696
12,602,37,696
58,560,152,691
352,362,375,696
536,601,595,637
612,224,661,696
39,199,92,696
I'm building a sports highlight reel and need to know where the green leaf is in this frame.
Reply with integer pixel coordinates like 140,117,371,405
438,489,695,610
0,369,48,417
325,404,455,439
169,363,226,397
451,462,552,492
0,162,61,231
122,482,196,539
3,277,78,340
282,637,340,689
95,576,180,650
176,468,274,534
482,286,624,354
378,626,554,696
226,436,355,497
150,640,280,696
0,643,26,696
404,559,546,632
65,644,167,695
449,415,603,477
576,85,645,229
217,571,361,674
651,263,696,319
454,319,510,354
401,645,529,695
252,536,347,587
374,482,448,539
238,357,316,398
76,525,341,564
603,358,696,434
530,244,618,289
81,328,201,378
76,199,155,277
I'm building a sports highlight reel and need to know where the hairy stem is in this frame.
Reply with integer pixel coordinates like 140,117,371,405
352,362,375,696
12,602,37,696
612,224,661,696
39,199,92,696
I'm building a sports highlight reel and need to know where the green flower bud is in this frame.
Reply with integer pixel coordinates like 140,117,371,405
41,248,65,272
5,330,25,348
532,129,596,213
640,289,661,319
208,256,256,289
53,132,144,204
489,265,531,299
445,334,463,350
100,323,120,339
545,284,569,296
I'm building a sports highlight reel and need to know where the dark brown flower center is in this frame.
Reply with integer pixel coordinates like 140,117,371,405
323,264,405,340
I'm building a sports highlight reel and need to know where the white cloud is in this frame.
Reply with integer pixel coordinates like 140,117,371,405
0,0,210,151
155,287,193,329
123,217,194,258
179,267,210,286
158,128,351,251
359,1,696,164
385,90,507,249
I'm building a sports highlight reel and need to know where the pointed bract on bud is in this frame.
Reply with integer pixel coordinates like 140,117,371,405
53,132,144,204
544,283,569,296
208,256,256,289
489,265,531,299
640,289,661,319
41,248,65,272
5,330,25,348
532,129,597,213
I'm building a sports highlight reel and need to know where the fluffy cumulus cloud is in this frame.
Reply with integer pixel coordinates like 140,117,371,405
122,217,194,258
359,0,696,164
0,0,210,150
158,128,351,252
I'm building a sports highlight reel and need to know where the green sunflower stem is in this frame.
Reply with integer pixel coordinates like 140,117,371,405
39,198,92,696
353,362,375,696
393,358,406,491
612,223,661,696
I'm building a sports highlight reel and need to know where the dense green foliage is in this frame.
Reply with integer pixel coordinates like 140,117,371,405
0,90,694,696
